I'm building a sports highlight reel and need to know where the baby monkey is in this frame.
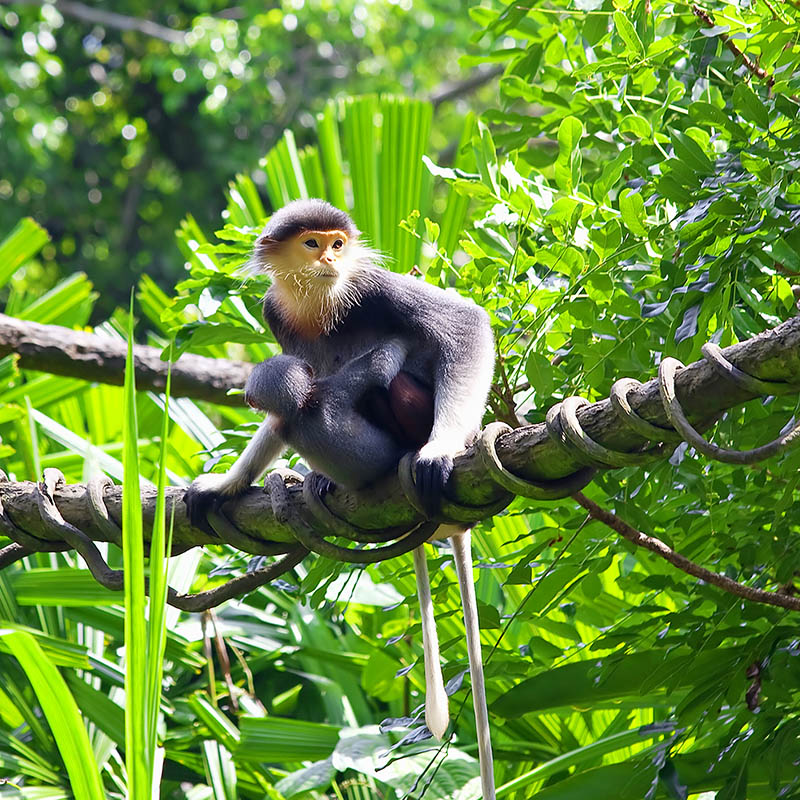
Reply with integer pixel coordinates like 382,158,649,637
243,342,409,488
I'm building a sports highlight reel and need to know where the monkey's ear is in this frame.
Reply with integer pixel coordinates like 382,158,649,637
254,234,279,254
248,234,279,272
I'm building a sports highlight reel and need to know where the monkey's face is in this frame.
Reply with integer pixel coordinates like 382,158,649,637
272,229,352,288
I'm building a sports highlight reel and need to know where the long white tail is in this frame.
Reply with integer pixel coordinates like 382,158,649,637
451,530,495,800
412,544,449,739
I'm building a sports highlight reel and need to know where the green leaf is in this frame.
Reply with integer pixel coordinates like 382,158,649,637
332,729,479,800
202,740,237,800
316,104,346,209
524,564,586,616
225,172,267,228
17,273,96,326
669,130,714,175
496,727,673,798
0,622,89,668
474,121,501,197
525,352,555,395
733,83,770,129
275,758,336,797
189,693,241,752
539,245,585,278
613,11,645,59
555,116,584,192
618,189,648,236
11,569,122,606
123,299,149,798
492,647,742,718
0,218,49,287
146,351,172,763
262,128,309,208
619,114,651,141
172,322,266,358
65,674,126,745
522,760,654,800
237,717,341,762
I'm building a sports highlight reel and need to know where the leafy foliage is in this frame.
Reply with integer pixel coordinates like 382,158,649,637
1,0,800,798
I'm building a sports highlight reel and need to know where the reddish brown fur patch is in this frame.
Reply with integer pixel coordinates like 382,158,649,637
389,372,434,447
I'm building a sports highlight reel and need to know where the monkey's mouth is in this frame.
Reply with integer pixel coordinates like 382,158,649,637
314,269,338,279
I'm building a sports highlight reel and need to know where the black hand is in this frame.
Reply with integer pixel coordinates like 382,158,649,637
414,453,453,518
309,471,336,498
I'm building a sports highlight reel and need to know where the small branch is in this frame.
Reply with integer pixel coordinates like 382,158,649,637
573,492,800,612
759,0,784,21
430,65,503,109
0,542,30,569
0,0,188,44
0,313,253,406
691,4,774,88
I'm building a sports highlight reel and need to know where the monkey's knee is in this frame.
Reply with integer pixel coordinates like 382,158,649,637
243,360,274,410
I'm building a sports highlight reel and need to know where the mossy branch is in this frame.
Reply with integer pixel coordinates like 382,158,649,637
1,315,799,573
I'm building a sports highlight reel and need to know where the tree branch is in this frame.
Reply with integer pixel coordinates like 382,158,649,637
0,0,187,44
430,65,504,109
692,4,774,88
2,315,800,566
573,492,800,611
0,313,253,406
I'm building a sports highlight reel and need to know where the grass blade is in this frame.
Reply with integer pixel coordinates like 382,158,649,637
317,101,347,210
0,217,49,287
146,352,173,776
123,296,149,797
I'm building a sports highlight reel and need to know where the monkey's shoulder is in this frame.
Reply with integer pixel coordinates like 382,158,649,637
348,267,488,331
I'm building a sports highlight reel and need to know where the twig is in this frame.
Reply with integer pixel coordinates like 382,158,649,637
210,611,239,712
430,65,503,108
691,4,775,88
0,0,187,44
759,0,785,21
573,492,800,611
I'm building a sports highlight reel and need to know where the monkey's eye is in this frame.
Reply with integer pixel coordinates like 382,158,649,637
332,239,343,250
303,238,318,248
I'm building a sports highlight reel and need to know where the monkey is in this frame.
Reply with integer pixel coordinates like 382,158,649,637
184,199,496,799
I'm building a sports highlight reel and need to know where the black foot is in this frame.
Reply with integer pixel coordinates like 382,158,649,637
414,454,453,518
184,484,226,536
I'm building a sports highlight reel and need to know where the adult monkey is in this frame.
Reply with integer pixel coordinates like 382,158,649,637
185,199,496,798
